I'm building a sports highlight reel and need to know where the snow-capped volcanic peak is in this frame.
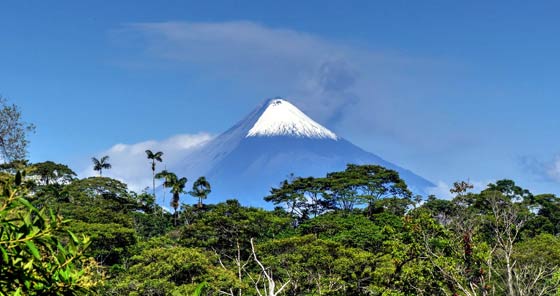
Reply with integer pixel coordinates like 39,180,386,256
246,99,338,140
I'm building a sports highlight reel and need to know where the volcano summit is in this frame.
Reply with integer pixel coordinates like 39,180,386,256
173,98,435,205
246,99,338,140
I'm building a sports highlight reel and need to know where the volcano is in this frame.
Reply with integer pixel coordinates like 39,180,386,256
173,98,435,206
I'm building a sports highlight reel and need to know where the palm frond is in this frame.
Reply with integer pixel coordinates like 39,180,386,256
154,170,169,179
154,151,164,161
193,176,211,193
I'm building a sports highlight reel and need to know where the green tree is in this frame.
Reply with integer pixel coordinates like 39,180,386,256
180,200,291,260
349,165,411,211
0,160,35,190
323,170,362,211
104,242,240,295
420,195,458,225
157,171,187,224
170,176,188,217
29,161,76,185
0,97,35,163
91,156,111,176
0,159,31,174
266,164,412,218
512,234,560,295
387,210,459,295
145,149,163,200
0,179,101,294
266,176,334,221
297,211,387,252
57,177,141,266
265,178,308,222
189,176,211,208
62,177,132,208
325,164,411,215
258,235,388,295
155,169,174,216
523,193,560,236
485,179,532,202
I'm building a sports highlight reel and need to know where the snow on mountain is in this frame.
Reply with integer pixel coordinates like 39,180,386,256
171,98,435,206
246,99,338,140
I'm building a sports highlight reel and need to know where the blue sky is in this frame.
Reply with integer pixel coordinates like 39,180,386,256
2,1,560,196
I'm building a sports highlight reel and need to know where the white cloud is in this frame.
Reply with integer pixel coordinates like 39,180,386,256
126,21,337,69
121,21,357,125
83,132,214,191
427,181,454,199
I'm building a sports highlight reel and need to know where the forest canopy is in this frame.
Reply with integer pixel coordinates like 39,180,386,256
2,158,560,295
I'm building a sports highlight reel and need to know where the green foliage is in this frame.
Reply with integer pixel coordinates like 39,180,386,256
145,149,163,200
514,233,560,267
298,212,386,251
266,164,412,224
68,222,136,266
0,97,35,162
46,177,154,266
131,210,172,239
485,179,532,202
420,195,457,225
62,177,131,205
104,245,240,295
258,235,391,295
180,200,291,259
524,193,560,236
28,161,76,186
189,176,211,208
265,177,310,220
155,170,187,217
154,169,174,187
145,150,163,173
91,156,111,176
3,155,560,296
328,164,412,213
384,211,457,295
0,186,101,295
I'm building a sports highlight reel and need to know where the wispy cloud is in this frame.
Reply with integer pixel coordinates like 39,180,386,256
520,154,560,183
116,21,469,152
83,133,213,191
427,181,454,199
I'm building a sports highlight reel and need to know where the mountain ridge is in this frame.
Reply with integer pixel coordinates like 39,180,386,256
172,98,435,205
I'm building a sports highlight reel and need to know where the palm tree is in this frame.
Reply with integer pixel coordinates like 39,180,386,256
91,156,111,176
156,171,187,225
145,150,163,199
155,170,174,217
190,176,211,208
170,176,187,216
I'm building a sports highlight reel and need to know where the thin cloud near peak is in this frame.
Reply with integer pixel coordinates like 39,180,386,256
81,132,214,192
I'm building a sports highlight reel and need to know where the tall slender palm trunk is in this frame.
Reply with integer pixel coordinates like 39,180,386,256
162,190,166,217
152,168,156,199
161,166,167,217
